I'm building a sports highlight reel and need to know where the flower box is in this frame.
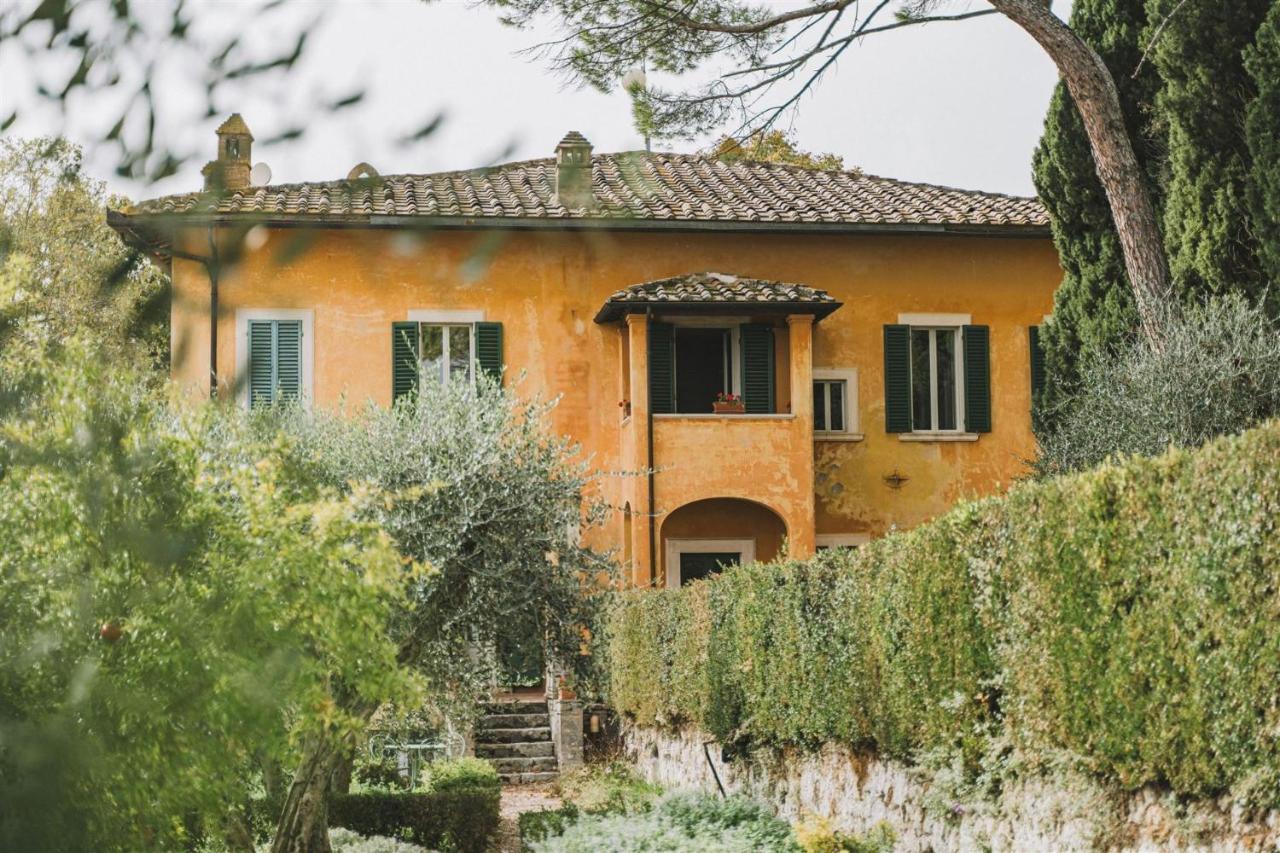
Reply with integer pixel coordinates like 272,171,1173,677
713,401,746,414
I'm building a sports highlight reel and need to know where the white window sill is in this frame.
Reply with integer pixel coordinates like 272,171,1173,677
899,432,980,443
654,413,796,421
815,432,864,442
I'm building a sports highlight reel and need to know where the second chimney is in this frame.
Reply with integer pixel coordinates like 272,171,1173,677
553,131,594,211
201,113,254,192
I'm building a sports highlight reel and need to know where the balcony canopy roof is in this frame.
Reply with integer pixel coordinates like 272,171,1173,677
593,271,842,323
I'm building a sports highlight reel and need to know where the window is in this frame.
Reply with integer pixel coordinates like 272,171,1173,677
392,313,503,405
813,368,859,436
816,533,870,551
814,379,844,431
649,320,775,415
236,309,313,408
910,327,961,431
420,323,473,385
884,316,989,437
664,538,756,588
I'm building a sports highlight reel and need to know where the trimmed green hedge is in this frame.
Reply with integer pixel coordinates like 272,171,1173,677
328,787,499,853
610,422,1280,803
248,758,501,852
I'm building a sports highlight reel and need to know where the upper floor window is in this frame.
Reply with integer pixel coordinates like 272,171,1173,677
648,320,776,415
910,327,961,432
392,312,503,405
884,314,990,436
420,323,473,385
236,309,313,409
813,368,860,438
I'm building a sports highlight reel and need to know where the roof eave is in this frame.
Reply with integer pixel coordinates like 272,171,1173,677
111,210,1051,239
593,300,843,325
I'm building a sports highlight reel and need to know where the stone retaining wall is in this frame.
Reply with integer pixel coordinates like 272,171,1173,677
625,724,1280,851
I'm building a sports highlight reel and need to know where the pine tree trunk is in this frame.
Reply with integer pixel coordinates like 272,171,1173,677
269,733,343,853
991,0,1174,342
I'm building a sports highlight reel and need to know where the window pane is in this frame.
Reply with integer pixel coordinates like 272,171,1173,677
911,329,932,430
813,382,826,430
829,380,844,431
936,329,957,430
421,324,444,384
449,324,471,382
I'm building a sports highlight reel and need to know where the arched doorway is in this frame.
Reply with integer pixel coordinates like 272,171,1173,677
659,497,787,587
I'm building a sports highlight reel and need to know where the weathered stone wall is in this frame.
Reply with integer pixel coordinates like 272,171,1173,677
625,724,1280,851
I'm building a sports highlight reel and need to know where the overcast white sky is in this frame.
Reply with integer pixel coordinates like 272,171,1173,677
1,0,1072,200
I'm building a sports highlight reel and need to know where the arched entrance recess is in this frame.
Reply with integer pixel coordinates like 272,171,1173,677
659,497,788,588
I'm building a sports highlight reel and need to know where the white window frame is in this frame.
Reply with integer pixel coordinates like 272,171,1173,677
816,533,870,551
813,367,861,440
665,538,755,588
235,308,314,408
898,312,969,436
407,310,485,387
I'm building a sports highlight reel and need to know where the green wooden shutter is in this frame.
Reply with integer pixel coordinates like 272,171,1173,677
740,323,775,414
963,324,992,433
248,320,275,407
883,324,911,432
274,320,302,402
248,320,301,406
648,321,675,415
475,321,504,385
392,321,420,405
1029,325,1046,401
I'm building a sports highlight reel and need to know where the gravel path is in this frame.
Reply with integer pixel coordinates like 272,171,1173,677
490,783,563,853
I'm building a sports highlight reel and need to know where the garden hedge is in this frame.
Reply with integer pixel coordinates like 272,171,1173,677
609,422,1280,804
328,787,500,853
248,758,500,852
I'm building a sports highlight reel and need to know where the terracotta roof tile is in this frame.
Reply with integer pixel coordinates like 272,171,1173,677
122,151,1048,231
594,272,841,323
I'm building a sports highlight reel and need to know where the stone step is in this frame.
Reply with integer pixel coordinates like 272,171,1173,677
476,740,555,759
483,700,547,715
489,755,558,774
499,770,559,785
477,712,549,730
475,726,552,744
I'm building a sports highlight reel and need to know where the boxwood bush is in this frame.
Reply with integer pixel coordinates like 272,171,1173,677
609,422,1280,804
249,758,501,852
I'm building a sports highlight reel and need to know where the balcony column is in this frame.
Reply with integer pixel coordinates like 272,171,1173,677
786,314,817,558
625,314,655,587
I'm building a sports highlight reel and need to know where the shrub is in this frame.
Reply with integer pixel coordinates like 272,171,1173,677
555,761,661,815
794,817,896,853
1037,295,1280,475
518,804,579,850
328,788,500,853
420,756,499,793
608,420,1280,804
529,792,798,851
328,828,428,853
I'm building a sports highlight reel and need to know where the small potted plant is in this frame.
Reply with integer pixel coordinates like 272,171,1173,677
712,391,745,414
557,673,577,701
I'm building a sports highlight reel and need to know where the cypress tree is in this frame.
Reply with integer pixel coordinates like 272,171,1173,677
1146,0,1272,301
1246,2,1280,296
1031,0,1159,425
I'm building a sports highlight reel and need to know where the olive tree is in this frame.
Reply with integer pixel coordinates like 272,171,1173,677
261,376,614,852
0,342,420,851
1035,295,1280,476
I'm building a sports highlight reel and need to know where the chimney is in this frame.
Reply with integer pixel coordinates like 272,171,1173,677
201,113,254,192
553,131,594,210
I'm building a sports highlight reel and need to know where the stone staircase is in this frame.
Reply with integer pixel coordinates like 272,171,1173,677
475,699,559,784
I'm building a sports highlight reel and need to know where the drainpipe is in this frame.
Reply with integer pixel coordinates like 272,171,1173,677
207,224,219,399
646,308,657,588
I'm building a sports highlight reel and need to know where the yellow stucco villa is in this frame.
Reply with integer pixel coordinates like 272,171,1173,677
111,115,1061,588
